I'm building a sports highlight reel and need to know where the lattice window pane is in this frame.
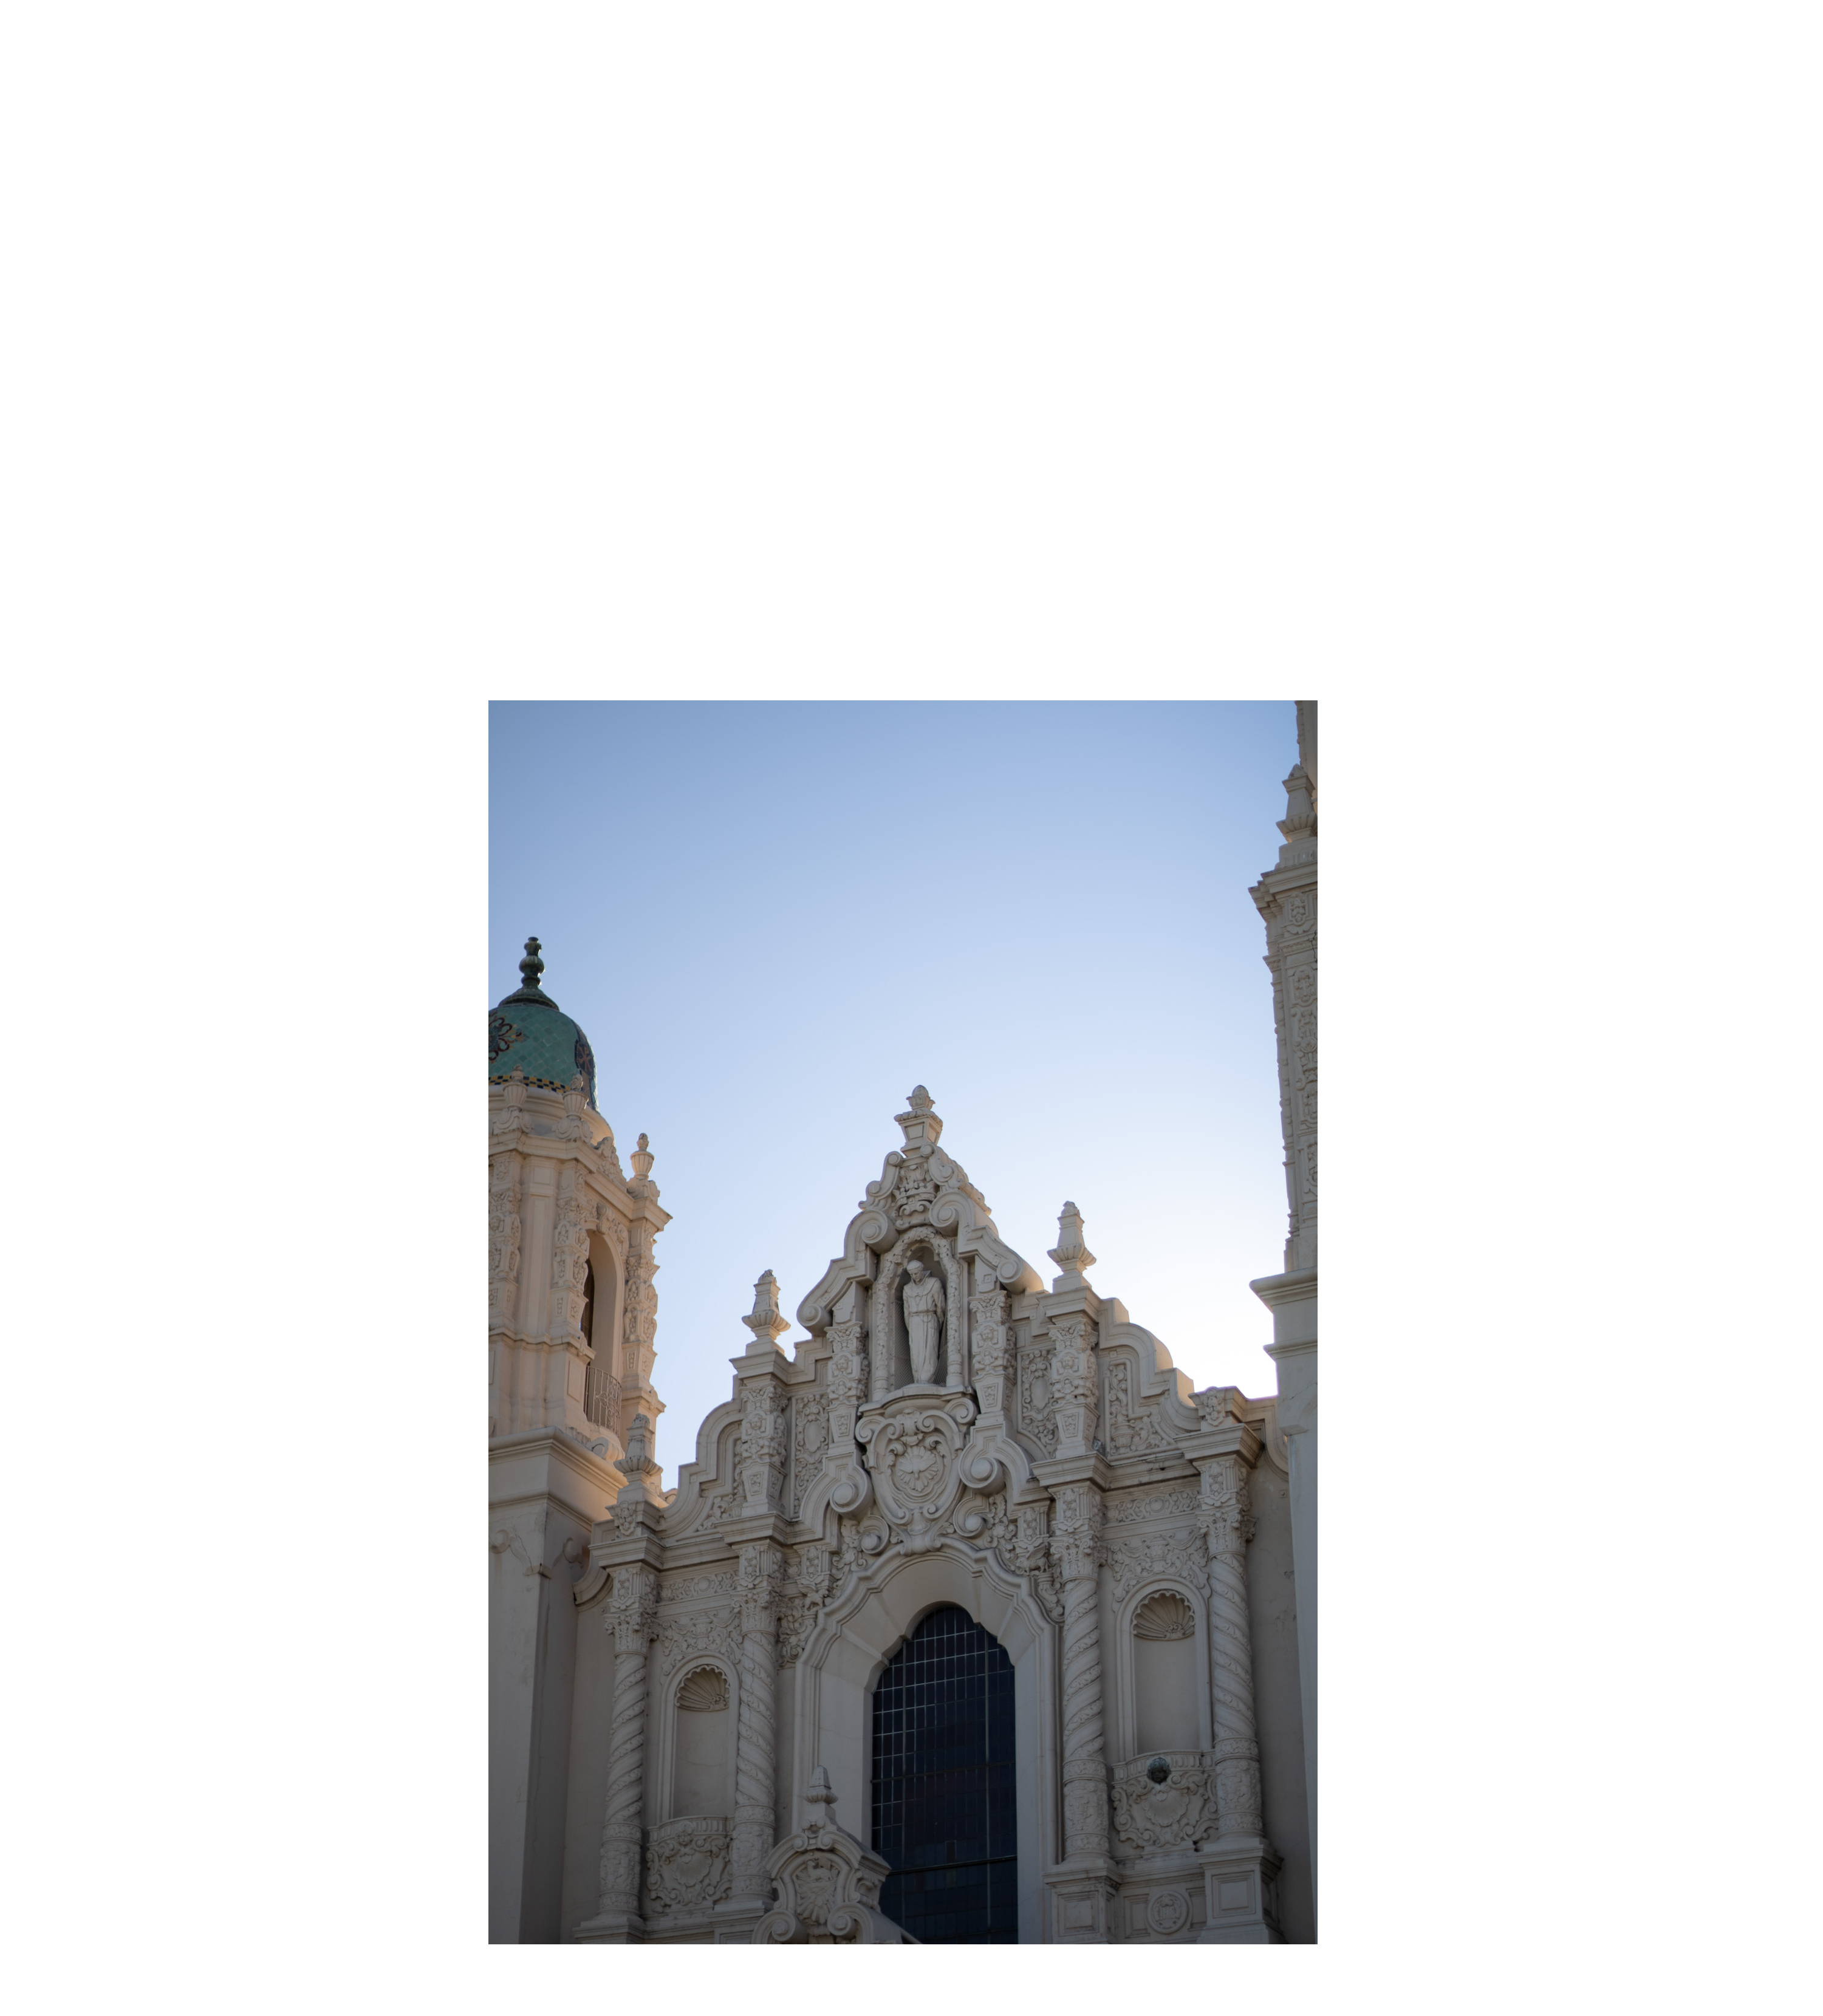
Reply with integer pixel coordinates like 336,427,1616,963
870,1605,1018,1943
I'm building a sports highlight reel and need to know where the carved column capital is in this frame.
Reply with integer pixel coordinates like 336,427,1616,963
1196,1453,1257,1551
606,1563,659,1654
1050,1479,1104,1584
736,1540,784,1634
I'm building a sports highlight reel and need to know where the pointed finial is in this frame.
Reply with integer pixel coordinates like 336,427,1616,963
631,1133,655,1181
1047,1200,1097,1283
519,936,544,989
806,1765,837,1808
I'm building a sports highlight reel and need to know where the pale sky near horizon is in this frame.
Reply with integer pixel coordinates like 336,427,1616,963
491,699,1300,1486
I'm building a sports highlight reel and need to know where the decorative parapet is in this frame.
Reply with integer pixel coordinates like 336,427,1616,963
752,1770,917,1944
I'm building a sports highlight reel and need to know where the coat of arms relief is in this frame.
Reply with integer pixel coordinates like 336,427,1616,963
855,1391,977,1553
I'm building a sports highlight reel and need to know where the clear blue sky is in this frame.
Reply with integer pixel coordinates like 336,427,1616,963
491,700,1297,1485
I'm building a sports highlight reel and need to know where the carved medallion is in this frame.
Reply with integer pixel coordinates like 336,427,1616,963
1147,1889,1191,1938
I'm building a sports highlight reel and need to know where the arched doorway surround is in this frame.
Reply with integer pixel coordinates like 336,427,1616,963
791,1542,1054,1944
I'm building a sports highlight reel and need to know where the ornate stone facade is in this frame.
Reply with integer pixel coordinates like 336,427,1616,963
545,1087,1307,1944
490,712,1318,1945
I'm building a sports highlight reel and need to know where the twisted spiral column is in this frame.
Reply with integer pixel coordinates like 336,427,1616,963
598,1577,656,1917
731,1549,780,1896
1202,1457,1265,1837
1054,1485,1109,1862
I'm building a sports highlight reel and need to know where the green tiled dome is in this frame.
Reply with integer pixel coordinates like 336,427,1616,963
489,937,598,1107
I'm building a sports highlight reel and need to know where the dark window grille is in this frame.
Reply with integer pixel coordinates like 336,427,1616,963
870,1605,1018,1943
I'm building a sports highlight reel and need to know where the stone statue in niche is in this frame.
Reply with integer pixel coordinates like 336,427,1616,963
902,1260,946,1385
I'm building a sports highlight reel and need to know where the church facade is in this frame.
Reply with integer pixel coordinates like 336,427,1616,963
488,708,1319,1944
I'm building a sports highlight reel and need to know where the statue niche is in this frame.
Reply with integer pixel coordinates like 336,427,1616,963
868,1234,962,1400
902,1260,946,1386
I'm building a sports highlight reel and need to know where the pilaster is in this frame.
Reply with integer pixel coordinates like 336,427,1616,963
488,1428,620,1943
1249,709,1317,1932
1258,1269,1317,1918
1195,1835,1285,1945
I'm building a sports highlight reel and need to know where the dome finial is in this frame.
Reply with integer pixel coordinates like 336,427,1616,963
519,936,544,990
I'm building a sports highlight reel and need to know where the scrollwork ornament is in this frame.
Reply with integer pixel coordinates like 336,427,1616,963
655,1604,738,1679
645,1816,733,1914
1107,1533,1210,1602
776,1599,815,1667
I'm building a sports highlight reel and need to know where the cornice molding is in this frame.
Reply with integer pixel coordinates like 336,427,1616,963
484,1427,625,1515
1179,1422,1264,1469
1032,1452,1113,1494
1250,1268,1318,1311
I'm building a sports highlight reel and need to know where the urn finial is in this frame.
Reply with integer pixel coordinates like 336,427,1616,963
1277,764,1316,845
1047,1200,1097,1284
616,1411,660,1480
631,1133,655,1180
894,1084,943,1150
743,1269,789,1350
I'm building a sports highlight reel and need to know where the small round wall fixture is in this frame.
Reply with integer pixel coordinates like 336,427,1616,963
1146,1756,1172,1785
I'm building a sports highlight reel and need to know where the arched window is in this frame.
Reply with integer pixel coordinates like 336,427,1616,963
870,1606,1016,1943
581,1257,621,1435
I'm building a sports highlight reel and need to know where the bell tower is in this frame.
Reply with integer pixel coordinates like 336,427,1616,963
488,938,669,1941
1248,705,1318,1925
